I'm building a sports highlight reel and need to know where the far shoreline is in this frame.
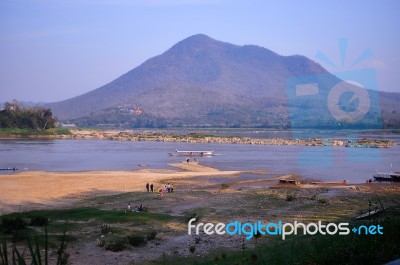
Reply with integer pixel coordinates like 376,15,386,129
0,128,396,148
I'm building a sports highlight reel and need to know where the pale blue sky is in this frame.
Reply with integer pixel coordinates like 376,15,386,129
0,0,399,103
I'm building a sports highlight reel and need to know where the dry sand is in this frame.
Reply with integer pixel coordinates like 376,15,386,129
0,162,241,214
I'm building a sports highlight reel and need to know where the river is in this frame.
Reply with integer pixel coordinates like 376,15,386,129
0,138,399,183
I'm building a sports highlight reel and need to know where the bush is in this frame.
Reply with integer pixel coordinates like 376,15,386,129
221,183,230,189
147,230,157,241
98,239,106,247
185,212,200,223
105,239,126,252
100,224,112,234
30,216,49,226
127,234,146,247
286,193,296,202
318,198,328,204
189,245,196,254
11,229,29,243
1,216,26,233
195,237,201,244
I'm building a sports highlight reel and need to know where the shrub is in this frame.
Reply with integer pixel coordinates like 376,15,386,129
318,198,328,204
98,239,106,247
189,245,196,254
146,230,157,241
127,234,146,247
105,239,126,252
11,229,29,243
286,193,296,202
1,216,26,234
195,237,201,244
30,216,49,226
185,212,200,223
100,224,112,234
221,183,230,189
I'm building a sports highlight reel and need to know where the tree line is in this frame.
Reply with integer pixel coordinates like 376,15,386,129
0,102,56,130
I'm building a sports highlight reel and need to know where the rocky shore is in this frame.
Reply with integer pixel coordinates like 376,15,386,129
0,129,395,148
65,129,395,148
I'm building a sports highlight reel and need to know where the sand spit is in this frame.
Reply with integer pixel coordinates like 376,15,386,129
0,163,241,214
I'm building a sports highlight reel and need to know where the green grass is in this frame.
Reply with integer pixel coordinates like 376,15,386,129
0,128,71,136
1,207,173,225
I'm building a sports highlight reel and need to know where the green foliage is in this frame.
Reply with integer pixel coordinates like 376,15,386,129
105,239,126,252
0,127,71,136
1,215,27,234
127,233,146,247
30,216,49,227
146,230,157,241
221,183,230,189
0,227,69,265
2,207,172,224
0,102,55,130
184,212,200,223
100,224,112,234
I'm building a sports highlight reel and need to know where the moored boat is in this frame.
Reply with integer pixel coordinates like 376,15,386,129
168,150,214,157
373,172,400,182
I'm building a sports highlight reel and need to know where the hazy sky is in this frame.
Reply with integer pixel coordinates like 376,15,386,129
0,0,399,103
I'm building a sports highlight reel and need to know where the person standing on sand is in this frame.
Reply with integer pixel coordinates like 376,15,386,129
146,182,149,192
150,183,154,192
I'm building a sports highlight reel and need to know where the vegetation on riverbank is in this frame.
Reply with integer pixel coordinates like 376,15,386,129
153,215,400,265
0,102,56,130
0,128,71,137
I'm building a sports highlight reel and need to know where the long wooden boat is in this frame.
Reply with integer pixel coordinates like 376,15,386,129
168,150,214,157
0,167,18,171
311,180,348,185
373,172,400,182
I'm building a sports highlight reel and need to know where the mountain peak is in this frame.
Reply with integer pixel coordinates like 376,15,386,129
184,33,213,41
168,34,227,53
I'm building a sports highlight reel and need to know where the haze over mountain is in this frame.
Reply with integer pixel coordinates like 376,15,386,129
47,34,400,128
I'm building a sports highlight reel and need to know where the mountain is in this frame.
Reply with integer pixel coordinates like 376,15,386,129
47,34,400,128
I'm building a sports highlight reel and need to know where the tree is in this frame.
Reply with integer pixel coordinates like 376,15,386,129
0,102,56,130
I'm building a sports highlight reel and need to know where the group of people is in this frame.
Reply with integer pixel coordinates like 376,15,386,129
156,183,174,199
145,183,154,192
126,203,144,213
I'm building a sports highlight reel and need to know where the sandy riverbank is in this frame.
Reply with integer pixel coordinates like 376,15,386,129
1,162,399,264
0,163,241,214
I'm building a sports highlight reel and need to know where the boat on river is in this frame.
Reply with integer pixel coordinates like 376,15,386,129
168,150,214,157
373,172,400,182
